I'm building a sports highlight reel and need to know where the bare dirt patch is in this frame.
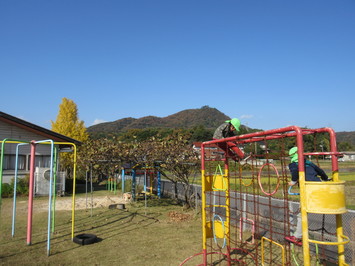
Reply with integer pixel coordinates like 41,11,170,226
15,195,127,214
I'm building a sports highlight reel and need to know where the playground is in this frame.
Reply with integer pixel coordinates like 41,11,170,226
0,194,201,265
1,125,354,265
180,126,353,265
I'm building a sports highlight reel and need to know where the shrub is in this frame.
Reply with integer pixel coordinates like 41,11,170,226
1,183,13,198
9,175,30,196
16,174,30,196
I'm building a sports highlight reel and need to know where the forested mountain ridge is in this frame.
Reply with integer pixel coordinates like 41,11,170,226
87,106,355,149
336,132,355,148
87,106,230,133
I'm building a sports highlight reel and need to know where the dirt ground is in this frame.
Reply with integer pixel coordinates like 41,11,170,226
11,194,128,214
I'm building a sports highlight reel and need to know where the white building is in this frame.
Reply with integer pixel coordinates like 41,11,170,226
338,152,355,162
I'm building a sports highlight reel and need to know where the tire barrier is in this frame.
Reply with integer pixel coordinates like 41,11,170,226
73,233,97,245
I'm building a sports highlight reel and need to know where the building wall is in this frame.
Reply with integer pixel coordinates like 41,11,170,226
0,120,53,154
0,120,55,183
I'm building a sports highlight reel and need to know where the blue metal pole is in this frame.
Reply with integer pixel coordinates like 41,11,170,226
144,168,147,193
157,171,161,198
12,143,29,237
35,140,54,256
121,168,125,193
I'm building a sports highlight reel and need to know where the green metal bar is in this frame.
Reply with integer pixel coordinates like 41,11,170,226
0,139,30,208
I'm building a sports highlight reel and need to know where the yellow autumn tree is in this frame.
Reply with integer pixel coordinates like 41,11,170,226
51,98,89,179
51,98,88,142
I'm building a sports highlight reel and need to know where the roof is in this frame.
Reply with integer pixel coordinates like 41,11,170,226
0,111,82,146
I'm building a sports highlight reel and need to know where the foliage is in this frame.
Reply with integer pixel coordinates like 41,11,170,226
337,131,355,147
190,125,213,142
1,175,30,198
118,128,174,142
153,131,200,208
78,129,201,208
1,183,12,197
338,141,354,151
15,174,30,195
77,137,125,182
51,97,89,177
51,98,89,142
90,126,213,143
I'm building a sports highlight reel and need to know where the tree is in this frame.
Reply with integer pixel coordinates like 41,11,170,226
190,125,213,142
338,142,354,152
78,137,125,182
153,131,200,208
51,98,89,142
52,98,89,177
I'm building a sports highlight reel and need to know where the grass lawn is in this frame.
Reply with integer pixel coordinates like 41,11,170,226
0,194,202,266
1,187,348,265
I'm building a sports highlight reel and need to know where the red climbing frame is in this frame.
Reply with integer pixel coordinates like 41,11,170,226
180,126,348,266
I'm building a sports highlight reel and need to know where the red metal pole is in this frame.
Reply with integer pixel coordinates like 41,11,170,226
27,141,36,245
201,143,207,266
203,126,305,146
325,127,339,172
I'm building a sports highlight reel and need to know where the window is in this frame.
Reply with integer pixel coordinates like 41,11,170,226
3,154,26,170
28,155,52,168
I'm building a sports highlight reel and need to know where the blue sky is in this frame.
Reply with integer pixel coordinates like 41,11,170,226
1,0,354,132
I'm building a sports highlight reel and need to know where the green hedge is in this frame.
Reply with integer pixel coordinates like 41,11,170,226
1,175,30,198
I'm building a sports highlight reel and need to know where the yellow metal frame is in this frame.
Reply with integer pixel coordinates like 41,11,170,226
309,234,350,246
299,169,349,265
261,237,285,266
238,164,253,187
304,181,346,214
212,174,228,191
202,165,230,252
202,169,207,250
200,127,350,266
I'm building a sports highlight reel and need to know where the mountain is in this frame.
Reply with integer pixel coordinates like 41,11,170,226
87,106,231,133
87,106,355,147
336,131,355,147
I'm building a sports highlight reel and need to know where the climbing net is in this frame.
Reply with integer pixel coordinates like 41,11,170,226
202,139,292,265
181,126,349,265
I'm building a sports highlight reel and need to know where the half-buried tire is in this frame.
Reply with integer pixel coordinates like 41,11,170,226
73,233,97,245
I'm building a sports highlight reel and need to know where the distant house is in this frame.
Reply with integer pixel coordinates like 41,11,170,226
192,142,224,160
338,152,355,162
0,111,81,194
193,142,270,165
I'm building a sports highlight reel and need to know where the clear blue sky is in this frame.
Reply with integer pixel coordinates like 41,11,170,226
1,0,354,132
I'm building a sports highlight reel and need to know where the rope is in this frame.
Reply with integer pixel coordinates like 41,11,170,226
308,214,335,235
257,163,280,196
